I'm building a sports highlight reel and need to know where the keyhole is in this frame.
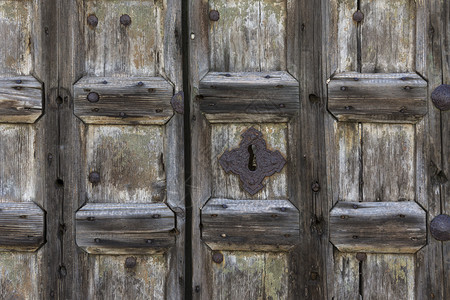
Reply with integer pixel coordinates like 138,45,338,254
248,145,257,171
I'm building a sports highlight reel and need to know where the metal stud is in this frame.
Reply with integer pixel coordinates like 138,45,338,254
125,257,137,268
431,84,450,111
430,214,450,241
87,14,98,27
209,10,220,21
212,252,223,264
120,14,132,26
353,10,364,22
89,171,100,184
87,92,99,103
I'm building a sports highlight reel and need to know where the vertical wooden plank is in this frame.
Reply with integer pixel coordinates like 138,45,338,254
363,254,415,300
362,124,415,201
332,251,360,300
360,0,415,73
414,0,446,298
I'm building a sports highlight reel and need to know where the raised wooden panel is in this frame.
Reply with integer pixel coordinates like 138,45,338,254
330,201,426,253
199,71,299,122
0,76,43,123
209,0,287,72
201,198,299,251
83,0,166,77
0,202,45,252
328,73,427,123
73,76,174,125
75,203,175,254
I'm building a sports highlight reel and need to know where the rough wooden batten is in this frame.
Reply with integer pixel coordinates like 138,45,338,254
0,202,45,252
73,76,174,125
198,71,299,123
75,203,176,254
201,198,300,251
330,201,426,253
328,73,427,123
0,76,43,124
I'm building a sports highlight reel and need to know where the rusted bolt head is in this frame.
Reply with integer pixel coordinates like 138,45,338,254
120,14,132,26
209,10,220,21
311,181,320,192
310,272,319,280
87,92,99,103
89,171,100,184
125,257,137,268
430,214,450,241
356,252,367,261
212,252,223,264
87,14,98,27
431,84,450,111
353,10,364,22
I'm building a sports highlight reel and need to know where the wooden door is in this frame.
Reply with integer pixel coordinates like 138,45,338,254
189,0,449,299
0,0,184,299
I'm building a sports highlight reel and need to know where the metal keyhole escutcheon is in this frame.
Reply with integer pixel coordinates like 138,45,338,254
219,127,286,195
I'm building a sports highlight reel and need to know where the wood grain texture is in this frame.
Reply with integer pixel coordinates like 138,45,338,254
73,76,174,125
0,75,42,123
199,71,299,121
210,252,288,300
83,0,165,77
331,251,360,299
0,0,34,76
330,201,426,253
85,125,166,204
0,202,45,252
76,203,175,254
363,254,415,299
362,124,415,201
201,198,299,251
360,0,416,73
328,72,427,123
209,0,286,72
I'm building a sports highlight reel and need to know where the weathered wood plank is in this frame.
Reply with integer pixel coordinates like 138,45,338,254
201,198,299,251
362,124,415,201
360,0,415,73
0,202,45,252
83,0,165,77
328,73,427,123
85,125,166,203
199,71,299,121
363,254,415,299
330,201,426,253
73,76,174,125
76,203,175,254
208,0,286,72
331,251,360,299
0,253,40,299
0,76,42,123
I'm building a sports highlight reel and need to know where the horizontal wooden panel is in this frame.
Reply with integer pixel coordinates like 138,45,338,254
328,73,427,123
201,198,299,251
199,72,299,122
73,76,174,125
330,201,426,253
0,76,43,123
0,202,45,252
76,203,175,254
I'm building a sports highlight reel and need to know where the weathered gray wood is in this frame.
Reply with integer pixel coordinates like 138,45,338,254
331,251,360,299
201,198,299,251
76,203,175,254
328,72,427,123
363,254,415,299
73,76,174,125
208,0,287,72
360,0,415,73
330,201,426,253
0,76,43,123
199,71,299,121
0,202,45,252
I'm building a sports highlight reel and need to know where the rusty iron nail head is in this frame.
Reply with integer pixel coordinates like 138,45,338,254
431,84,450,111
310,272,318,280
120,14,132,26
87,14,98,27
16,79,22,84
353,78,359,81
94,238,101,243
311,181,320,192
209,10,220,21
155,109,163,113
340,215,346,219
119,112,126,118
125,257,137,268
430,214,450,241
102,80,107,84
265,75,271,79
280,207,286,212
353,10,364,22
345,106,353,110
137,81,144,86
352,235,358,239
340,86,347,91
279,103,285,108
352,204,358,209
146,239,153,244
87,216,95,221
356,252,367,261
89,171,100,184
195,286,201,293
404,86,411,90
87,92,99,103
212,252,223,264
221,204,228,208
